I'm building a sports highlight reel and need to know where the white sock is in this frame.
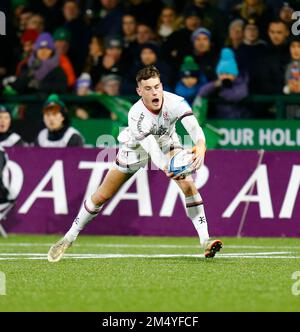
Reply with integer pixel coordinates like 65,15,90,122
65,196,102,243
185,193,209,247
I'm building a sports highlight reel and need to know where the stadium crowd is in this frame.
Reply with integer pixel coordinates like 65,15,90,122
0,0,300,147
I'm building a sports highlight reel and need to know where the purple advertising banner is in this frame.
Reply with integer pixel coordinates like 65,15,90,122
2,147,300,237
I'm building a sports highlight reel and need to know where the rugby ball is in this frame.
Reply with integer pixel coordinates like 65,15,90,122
168,149,194,176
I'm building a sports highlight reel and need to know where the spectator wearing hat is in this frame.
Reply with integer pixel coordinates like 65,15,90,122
35,94,84,147
198,48,250,119
15,29,40,77
162,9,201,70
53,27,76,88
191,27,219,84
225,19,245,50
83,35,105,87
0,105,24,147
102,37,128,77
258,20,290,94
236,19,266,93
175,56,201,104
11,32,68,95
62,0,89,76
74,73,93,120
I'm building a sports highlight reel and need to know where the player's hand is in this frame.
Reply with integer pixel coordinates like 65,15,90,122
163,167,186,180
188,145,205,171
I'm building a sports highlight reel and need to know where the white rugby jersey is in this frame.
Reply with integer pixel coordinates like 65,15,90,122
119,91,193,149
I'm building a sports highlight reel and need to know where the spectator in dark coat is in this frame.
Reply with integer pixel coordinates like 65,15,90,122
162,9,201,71
183,0,228,48
236,19,266,93
91,0,124,36
62,0,90,76
11,32,68,95
198,48,250,119
31,0,65,33
258,20,290,94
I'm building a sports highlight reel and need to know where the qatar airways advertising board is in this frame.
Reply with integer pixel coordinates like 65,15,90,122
3,147,300,237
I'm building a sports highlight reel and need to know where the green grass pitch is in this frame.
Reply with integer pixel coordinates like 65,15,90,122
0,235,300,312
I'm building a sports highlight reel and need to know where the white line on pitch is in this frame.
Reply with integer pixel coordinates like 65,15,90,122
1,243,300,250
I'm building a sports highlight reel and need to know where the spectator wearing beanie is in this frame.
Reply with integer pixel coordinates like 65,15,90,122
175,56,201,104
53,27,76,88
198,48,250,119
74,73,93,120
15,29,39,76
35,94,84,147
0,105,24,147
11,32,68,95
191,27,218,84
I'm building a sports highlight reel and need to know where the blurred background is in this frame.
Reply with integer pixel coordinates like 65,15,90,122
0,0,300,149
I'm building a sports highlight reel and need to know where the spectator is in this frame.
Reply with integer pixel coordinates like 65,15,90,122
74,73,93,120
31,0,65,33
92,0,124,36
100,74,122,96
198,48,249,119
283,37,300,118
53,27,76,88
16,6,33,35
11,32,68,95
157,6,182,41
162,9,201,70
35,94,84,147
63,0,90,75
225,19,245,50
236,19,266,93
84,35,105,87
183,0,228,47
174,56,201,104
127,42,171,93
136,23,156,45
125,0,163,29
0,105,24,147
279,2,294,29
122,14,138,62
26,14,45,34
231,0,274,39
259,20,290,94
15,29,39,76
191,27,218,84
102,37,128,76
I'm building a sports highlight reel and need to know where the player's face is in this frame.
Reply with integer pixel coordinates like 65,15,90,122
137,77,163,112
43,110,65,131
0,113,11,133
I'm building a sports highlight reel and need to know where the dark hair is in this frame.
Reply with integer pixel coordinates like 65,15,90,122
136,65,160,83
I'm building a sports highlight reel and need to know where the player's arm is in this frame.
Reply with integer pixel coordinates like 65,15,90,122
181,114,206,171
176,98,206,171
139,134,169,171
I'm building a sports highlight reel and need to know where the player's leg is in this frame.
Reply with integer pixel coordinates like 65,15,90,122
47,167,133,262
64,167,134,243
174,175,222,258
